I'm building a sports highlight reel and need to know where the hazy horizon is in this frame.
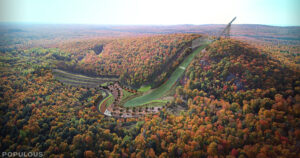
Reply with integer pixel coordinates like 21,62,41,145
1,0,299,27
1,22,300,28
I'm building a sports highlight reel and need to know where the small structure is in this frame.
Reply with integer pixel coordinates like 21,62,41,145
104,109,112,116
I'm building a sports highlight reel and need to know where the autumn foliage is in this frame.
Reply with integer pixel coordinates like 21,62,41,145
0,33,300,157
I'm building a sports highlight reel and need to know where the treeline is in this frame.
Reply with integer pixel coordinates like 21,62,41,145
56,34,200,88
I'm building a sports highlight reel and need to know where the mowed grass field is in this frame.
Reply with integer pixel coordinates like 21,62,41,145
53,69,118,88
124,45,208,107
138,85,151,92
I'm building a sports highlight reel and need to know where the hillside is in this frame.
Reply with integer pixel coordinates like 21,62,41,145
182,39,299,105
135,39,300,157
0,33,201,157
56,34,200,88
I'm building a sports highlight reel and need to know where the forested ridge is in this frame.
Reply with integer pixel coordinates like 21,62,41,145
0,32,299,157
56,34,200,88
145,39,300,157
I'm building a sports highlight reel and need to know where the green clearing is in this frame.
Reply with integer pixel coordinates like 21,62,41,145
124,45,207,107
100,81,115,87
100,82,108,86
53,69,118,82
53,69,119,88
138,85,151,92
138,101,166,108
55,76,96,84
138,100,169,107
105,95,115,107
123,89,135,99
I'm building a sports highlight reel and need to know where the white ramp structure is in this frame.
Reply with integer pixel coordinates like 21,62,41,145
104,109,112,116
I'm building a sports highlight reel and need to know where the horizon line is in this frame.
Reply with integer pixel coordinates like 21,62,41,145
0,22,299,27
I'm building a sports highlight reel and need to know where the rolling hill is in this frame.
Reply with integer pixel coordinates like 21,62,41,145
137,38,300,157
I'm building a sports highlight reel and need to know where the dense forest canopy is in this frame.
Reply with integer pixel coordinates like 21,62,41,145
0,24,299,157
54,34,200,88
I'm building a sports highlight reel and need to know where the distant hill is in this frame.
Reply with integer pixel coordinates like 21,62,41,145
100,24,300,43
1,23,299,49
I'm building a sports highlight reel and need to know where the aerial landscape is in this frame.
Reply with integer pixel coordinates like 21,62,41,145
0,0,300,157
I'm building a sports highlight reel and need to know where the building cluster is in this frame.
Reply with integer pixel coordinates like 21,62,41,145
100,82,163,118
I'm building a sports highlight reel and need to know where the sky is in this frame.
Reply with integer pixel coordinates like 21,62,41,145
0,0,299,26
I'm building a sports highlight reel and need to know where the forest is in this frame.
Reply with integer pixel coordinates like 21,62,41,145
55,34,199,88
0,24,300,157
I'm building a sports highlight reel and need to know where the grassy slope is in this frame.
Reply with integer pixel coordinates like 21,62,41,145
138,85,151,92
124,45,207,107
123,89,135,99
105,95,115,108
99,93,113,110
53,69,118,81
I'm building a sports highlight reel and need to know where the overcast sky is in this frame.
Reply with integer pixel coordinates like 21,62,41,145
0,0,299,26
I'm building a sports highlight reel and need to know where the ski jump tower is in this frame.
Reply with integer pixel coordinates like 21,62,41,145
192,17,237,49
217,17,236,40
